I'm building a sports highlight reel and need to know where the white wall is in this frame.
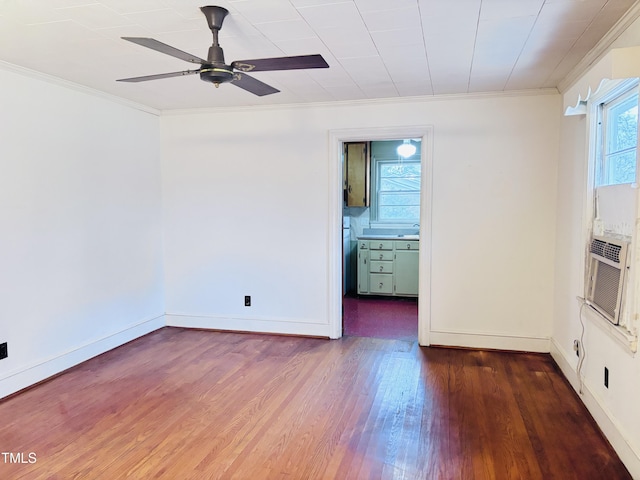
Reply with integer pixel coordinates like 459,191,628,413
161,92,560,350
552,15,640,478
0,66,165,399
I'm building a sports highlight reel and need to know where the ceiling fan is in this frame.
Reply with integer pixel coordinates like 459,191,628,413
117,5,329,96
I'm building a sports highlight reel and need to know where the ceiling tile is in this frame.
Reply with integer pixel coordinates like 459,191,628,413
101,0,189,15
360,5,422,31
124,8,202,34
479,0,544,20
360,83,399,98
297,2,365,30
289,0,351,7
340,56,391,84
254,18,316,42
371,27,424,49
316,26,378,59
56,4,134,30
469,73,508,92
324,84,367,101
394,80,433,96
354,0,418,13
231,0,300,24
0,3,68,25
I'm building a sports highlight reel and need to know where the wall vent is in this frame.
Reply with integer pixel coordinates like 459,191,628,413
586,235,630,325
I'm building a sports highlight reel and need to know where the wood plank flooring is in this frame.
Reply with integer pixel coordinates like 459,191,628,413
0,327,631,479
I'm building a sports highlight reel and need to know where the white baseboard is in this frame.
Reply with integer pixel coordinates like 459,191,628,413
429,329,551,352
165,313,331,338
550,339,640,479
0,314,165,400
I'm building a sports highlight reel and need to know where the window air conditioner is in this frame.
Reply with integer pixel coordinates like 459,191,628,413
586,235,630,325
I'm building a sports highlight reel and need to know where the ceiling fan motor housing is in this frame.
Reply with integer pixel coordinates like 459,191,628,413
199,67,234,86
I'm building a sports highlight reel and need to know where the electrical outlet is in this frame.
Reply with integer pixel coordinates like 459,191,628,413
0,342,7,360
604,366,609,388
573,340,580,357
244,295,251,307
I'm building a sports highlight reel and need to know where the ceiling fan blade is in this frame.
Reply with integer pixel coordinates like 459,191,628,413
231,73,279,96
122,37,207,65
117,69,201,83
231,54,329,72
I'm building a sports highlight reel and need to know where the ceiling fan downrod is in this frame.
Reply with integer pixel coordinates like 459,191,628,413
199,6,233,86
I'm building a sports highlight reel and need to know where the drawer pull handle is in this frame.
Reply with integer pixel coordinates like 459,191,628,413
379,243,383,249
379,282,383,288
407,243,411,249
379,254,383,259
379,266,383,271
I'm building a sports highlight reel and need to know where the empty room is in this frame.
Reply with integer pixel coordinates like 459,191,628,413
2,0,640,478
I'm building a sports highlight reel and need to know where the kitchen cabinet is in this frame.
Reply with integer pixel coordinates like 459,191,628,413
357,239,419,297
394,242,419,296
344,142,369,207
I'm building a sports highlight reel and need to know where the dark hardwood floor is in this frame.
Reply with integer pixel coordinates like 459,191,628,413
0,327,631,479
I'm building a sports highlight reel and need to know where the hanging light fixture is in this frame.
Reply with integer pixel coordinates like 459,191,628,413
396,139,416,158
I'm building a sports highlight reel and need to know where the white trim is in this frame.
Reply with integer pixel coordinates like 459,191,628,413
165,313,330,338
581,301,638,353
563,47,640,114
550,338,640,479
581,81,640,349
161,89,558,116
430,330,550,353
0,60,161,116
558,1,640,95
0,314,165,400
328,125,433,345
370,154,422,225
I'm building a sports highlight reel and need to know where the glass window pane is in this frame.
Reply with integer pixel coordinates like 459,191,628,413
371,143,421,223
379,206,420,221
607,95,638,153
379,193,421,206
380,177,421,191
606,150,637,184
600,91,639,186
380,164,421,177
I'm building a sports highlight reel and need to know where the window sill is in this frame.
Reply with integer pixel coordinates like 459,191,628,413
578,297,638,354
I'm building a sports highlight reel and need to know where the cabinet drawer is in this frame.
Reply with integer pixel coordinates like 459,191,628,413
369,240,394,250
370,260,393,274
370,250,393,261
369,274,393,294
394,240,419,251
358,240,369,250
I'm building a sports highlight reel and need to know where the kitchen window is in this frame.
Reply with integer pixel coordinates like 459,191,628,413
370,139,421,224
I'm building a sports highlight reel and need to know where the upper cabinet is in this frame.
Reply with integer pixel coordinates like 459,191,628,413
344,142,370,207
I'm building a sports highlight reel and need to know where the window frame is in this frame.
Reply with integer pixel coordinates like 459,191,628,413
595,84,639,187
370,153,421,226
583,78,640,348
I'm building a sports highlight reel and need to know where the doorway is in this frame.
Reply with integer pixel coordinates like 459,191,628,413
342,139,421,340
328,126,433,345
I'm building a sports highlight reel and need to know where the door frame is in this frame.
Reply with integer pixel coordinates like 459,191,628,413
328,125,433,345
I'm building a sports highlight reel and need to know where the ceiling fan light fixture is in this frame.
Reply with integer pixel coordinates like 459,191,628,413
397,140,416,158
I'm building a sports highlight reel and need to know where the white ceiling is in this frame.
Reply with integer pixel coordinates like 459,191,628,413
0,0,636,111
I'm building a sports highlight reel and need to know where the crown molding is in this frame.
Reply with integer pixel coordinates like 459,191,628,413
557,0,640,94
160,87,559,117
0,57,558,118
0,60,161,116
